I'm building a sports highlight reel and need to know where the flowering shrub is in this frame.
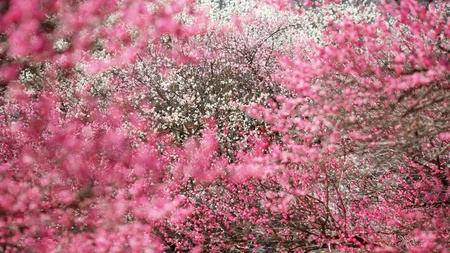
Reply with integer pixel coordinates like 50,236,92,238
158,0,450,252
1,0,449,252
0,0,217,251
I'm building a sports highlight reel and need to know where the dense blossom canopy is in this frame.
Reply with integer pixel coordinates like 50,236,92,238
0,0,449,252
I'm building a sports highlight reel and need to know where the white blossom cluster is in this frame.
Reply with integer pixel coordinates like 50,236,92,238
197,0,380,44
121,50,273,150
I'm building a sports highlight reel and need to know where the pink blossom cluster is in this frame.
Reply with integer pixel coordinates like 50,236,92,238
0,0,449,252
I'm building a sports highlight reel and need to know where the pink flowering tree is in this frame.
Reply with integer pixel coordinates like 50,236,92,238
0,0,208,87
0,0,223,252
157,0,450,252
0,78,229,251
1,0,450,252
